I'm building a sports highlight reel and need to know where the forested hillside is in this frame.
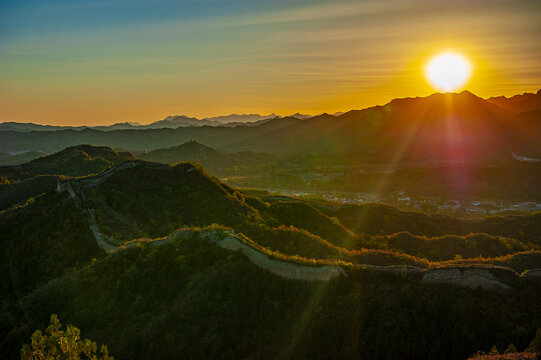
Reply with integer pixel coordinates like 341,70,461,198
5,234,541,360
320,203,541,247
1,153,540,360
0,145,134,210
0,145,133,182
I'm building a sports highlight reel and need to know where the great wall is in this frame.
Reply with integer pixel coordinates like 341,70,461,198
57,160,541,291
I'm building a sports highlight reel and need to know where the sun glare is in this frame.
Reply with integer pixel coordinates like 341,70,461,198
425,52,472,92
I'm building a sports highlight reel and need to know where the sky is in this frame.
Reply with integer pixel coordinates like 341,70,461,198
1,0,540,126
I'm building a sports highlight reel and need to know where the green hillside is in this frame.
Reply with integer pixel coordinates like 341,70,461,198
364,232,529,261
0,175,59,210
0,144,133,182
3,233,539,360
0,145,134,210
324,203,541,246
83,161,261,241
1,154,540,360
0,191,102,301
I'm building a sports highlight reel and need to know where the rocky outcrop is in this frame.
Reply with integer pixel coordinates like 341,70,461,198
422,266,519,291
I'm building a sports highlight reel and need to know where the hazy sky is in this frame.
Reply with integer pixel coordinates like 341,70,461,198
1,0,540,125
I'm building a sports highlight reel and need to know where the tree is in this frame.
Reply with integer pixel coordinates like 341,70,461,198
21,314,113,360
503,343,517,354
527,328,541,355
488,345,499,355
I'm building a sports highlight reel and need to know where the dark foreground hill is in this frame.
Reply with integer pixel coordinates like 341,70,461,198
1,158,540,359
3,232,540,360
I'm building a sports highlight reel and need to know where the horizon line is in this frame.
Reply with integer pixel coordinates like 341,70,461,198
2,88,539,128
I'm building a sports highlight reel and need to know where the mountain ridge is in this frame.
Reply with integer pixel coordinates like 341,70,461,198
1,90,540,159
2,90,538,132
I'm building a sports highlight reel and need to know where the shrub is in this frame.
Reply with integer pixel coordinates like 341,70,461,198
21,314,113,360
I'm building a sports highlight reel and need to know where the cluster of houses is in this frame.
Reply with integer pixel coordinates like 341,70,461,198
272,188,540,216
390,197,540,215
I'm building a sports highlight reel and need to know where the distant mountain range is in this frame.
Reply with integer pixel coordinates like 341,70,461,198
203,113,279,123
0,113,307,132
1,90,540,162
487,89,541,113
2,90,540,134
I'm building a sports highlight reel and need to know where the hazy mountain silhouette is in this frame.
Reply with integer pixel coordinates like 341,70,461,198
92,122,142,131
143,115,216,128
204,113,277,123
0,122,83,132
1,90,540,161
234,91,540,160
139,140,238,174
486,89,541,113
0,114,279,132
288,112,314,119
138,140,281,176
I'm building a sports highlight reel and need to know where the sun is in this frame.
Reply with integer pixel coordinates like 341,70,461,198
425,52,472,92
